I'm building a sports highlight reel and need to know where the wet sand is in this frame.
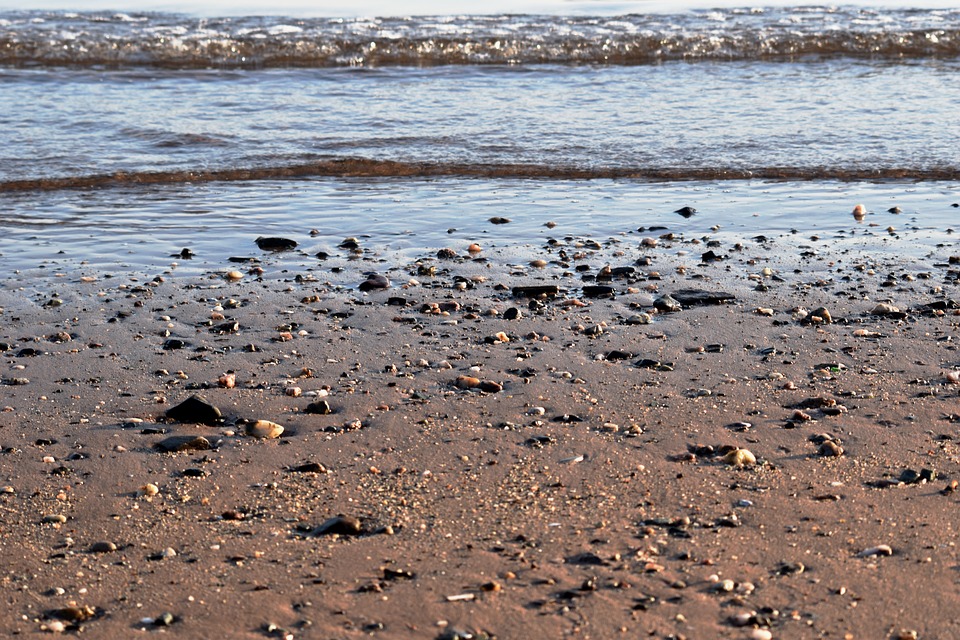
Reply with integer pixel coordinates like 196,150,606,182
2,224,960,640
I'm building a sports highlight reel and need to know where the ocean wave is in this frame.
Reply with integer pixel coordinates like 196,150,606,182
3,158,958,192
1,8,959,67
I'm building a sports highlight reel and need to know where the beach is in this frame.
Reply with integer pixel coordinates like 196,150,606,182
4,213,960,639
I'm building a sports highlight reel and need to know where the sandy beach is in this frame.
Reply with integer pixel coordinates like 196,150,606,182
2,221,960,640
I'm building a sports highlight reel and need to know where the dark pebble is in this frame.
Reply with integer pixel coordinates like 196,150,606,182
165,395,222,426
304,400,333,415
310,515,363,537
583,285,615,298
358,274,390,291
512,285,559,298
89,541,117,553
675,206,697,218
255,236,297,251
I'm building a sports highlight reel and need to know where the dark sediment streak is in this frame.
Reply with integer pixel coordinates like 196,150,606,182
2,159,959,193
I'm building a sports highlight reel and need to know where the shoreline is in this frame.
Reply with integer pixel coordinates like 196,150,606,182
3,227,960,638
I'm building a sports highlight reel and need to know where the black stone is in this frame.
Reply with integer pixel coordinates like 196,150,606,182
358,274,390,291
675,206,697,218
512,285,559,298
304,400,333,415
670,288,736,306
583,285,615,298
605,350,634,361
162,338,188,351
255,236,297,251
165,395,222,426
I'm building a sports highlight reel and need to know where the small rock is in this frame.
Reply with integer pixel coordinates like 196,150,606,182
155,435,212,453
89,541,117,553
245,420,284,439
165,395,222,426
304,400,333,414
255,237,297,251
310,515,363,536
723,448,757,467
359,273,390,291
871,302,900,315
818,440,844,457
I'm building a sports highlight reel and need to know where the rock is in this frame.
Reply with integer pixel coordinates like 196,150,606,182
675,206,696,218
255,237,297,251
436,248,458,259
358,273,390,291
503,307,522,320
455,375,481,390
155,435,212,453
162,338,188,351
245,420,284,439
852,204,866,220
310,515,363,536
304,400,333,414
292,462,328,473
488,216,511,224
583,285,615,298
871,302,900,315
670,288,736,306
653,294,681,312
89,541,117,553
165,395,222,426
818,440,844,457
512,285,559,298
478,380,503,393
225,270,244,281
723,448,757,467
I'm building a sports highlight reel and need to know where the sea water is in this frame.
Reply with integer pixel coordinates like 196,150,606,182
0,4,958,285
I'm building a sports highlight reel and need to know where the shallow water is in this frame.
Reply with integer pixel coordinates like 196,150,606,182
2,178,957,293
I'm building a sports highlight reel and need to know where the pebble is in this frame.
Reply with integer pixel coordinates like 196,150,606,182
310,515,363,536
852,203,866,220
723,448,757,467
89,541,117,553
358,273,390,291
165,395,223,426
871,302,900,315
255,236,297,251
139,483,160,497
225,270,244,281
246,420,284,439
304,399,333,414
218,373,236,388
818,440,844,457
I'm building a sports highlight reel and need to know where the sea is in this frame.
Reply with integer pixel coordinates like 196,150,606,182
1,1,959,292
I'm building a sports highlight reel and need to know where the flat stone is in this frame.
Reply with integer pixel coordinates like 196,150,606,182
155,435,212,453
255,236,297,251
358,274,390,291
512,285,559,298
670,288,736,306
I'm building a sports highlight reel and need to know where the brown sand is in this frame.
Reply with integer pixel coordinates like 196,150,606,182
1,230,959,640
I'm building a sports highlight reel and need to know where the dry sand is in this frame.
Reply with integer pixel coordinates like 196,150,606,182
2,224,960,640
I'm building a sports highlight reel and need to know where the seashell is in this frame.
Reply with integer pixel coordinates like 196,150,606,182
857,544,893,557
723,448,756,467
246,420,284,439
